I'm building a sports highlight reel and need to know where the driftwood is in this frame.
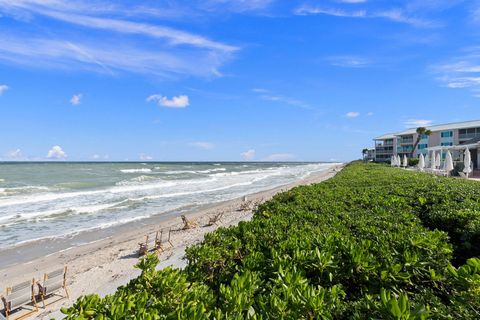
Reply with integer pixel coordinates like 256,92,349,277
181,215,198,230
238,200,253,211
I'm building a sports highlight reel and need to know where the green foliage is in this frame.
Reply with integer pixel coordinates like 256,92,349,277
408,158,419,166
63,163,480,319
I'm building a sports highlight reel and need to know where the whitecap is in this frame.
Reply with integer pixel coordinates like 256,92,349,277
120,168,152,173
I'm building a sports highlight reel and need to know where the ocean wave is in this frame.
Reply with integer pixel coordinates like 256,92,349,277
162,170,198,175
0,185,51,196
120,168,152,173
0,177,216,208
116,175,158,186
0,202,123,225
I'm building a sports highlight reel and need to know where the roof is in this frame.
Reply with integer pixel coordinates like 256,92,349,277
374,133,396,140
375,119,480,140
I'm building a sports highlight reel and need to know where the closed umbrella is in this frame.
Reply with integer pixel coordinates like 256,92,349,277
390,156,396,166
445,151,454,175
431,152,436,170
435,152,441,168
425,154,430,168
397,155,402,167
464,148,472,178
402,154,408,168
418,153,425,171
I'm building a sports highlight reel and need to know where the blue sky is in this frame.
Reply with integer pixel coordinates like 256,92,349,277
1,0,480,162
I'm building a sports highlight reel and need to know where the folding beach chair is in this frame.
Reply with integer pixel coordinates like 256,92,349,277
157,228,174,251
206,212,223,226
1,279,38,320
138,232,161,256
37,267,69,308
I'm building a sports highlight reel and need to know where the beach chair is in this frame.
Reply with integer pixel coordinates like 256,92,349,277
206,212,223,226
459,172,468,179
37,267,69,308
181,215,198,230
138,232,161,256
156,228,174,251
1,279,38,320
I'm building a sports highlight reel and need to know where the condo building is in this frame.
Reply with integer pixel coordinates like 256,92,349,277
373,120,480,168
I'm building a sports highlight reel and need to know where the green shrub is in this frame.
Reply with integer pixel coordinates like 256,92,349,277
408,158,419,166
62,163,480,319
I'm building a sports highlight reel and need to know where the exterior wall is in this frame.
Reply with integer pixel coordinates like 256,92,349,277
397,134,414,157
453,129,459,145
429,132,440,148
374,138,396,162
377,122,480,161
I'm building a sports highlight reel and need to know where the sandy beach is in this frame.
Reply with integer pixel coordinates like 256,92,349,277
0,164,343,319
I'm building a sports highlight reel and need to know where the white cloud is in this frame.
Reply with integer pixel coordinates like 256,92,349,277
295,6,366,18
139,153,153,161
6,148,23,160
404,119,433,128
433,52,480,96
0,84,8,95
252,88,269,93
92,154,109,160
47,145,67,159
294,5,434,28
254,89,312,110
147,94,189,108
367,112,374,116
241,149,256,161
0,2,237,78
346,111,360,118
70,93,82,105
189,141,215,150
263,153,296,161
328,55,370,68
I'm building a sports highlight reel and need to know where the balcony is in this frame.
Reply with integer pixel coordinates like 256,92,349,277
459,133,480,140
397,146,413,153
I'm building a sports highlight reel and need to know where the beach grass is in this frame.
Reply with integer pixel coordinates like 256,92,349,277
62,162,480,319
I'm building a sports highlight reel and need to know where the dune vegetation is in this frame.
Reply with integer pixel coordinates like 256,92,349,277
62,162,480,319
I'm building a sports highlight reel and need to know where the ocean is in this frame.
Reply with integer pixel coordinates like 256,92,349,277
0,162,334,253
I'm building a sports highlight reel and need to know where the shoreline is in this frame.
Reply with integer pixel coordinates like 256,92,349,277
0,164,343,319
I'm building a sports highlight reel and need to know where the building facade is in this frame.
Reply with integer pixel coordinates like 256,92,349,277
373,120,480,168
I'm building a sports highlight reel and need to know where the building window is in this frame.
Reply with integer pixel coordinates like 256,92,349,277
418,144,428,149
441,142,453,146
441,131,453,138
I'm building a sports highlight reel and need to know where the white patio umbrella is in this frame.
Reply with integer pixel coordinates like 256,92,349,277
445,151,454,175
390,156,396,166
397,155,402,167
463,148,472,178
418,153,425,171
431,151,436,170
402,154,408,168
435,152,441,168
425,154,430,168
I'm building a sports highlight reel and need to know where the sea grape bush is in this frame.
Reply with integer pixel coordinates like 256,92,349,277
63,162,480,319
